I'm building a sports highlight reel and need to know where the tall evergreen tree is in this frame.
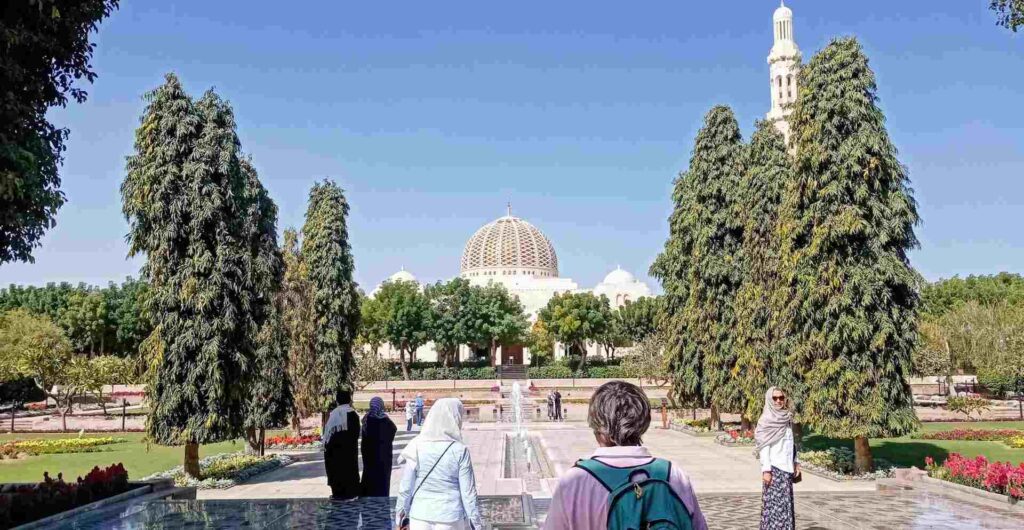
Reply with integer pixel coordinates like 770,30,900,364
782,38,921,473
733,121,796,421
122,75,254,477
653,106,746,423
301,180,360,414
239,159,292,453
280,228,318,433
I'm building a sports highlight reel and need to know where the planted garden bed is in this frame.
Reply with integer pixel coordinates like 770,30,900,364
0,437,127,459
264,433,322,450
714,429,755,447
0,463,138,529
797,447,895,481
924,453,1024,502
140,452,293,489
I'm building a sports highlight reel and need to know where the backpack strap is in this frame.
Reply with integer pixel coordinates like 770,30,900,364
575,457,663,492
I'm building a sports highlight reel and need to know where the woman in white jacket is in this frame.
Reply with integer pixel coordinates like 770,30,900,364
754,386,801,530
396,398,483,530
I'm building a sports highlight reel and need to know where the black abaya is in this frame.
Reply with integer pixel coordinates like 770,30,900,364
360,416,398,497
324,410,361,500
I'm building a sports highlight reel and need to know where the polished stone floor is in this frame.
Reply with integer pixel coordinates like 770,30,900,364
38,489,1024,529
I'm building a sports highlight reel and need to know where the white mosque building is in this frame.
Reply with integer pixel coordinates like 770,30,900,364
373,208,652,366
372,2,799,366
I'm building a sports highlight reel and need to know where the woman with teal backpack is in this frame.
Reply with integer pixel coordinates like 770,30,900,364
543,381,707,530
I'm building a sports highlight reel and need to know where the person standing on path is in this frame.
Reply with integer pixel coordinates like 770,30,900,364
322,390,361,500
755,386,801,530
547,391,555,421
553,390,563,421
406,399,417,432
543,381,707,530
361,397,398,497
415,393,426,426
396,398,484,530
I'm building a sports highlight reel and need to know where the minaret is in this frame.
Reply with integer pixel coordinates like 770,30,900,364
766,1,801,144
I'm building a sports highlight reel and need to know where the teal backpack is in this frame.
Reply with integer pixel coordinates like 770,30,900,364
575,458,694,530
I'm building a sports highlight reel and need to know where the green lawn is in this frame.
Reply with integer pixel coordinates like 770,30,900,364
0,431,289,483
803,421,1024,468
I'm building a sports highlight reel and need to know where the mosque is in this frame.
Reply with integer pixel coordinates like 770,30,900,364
372,2,800,366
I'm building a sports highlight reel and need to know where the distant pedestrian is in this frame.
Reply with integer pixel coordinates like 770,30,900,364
415,393,425,426
406,399,417,432
755,386,800,530
361,397,397,497
553,390,563,421
547,391,555,421
322,390,360,500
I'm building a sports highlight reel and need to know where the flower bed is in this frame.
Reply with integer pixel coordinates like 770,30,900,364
0,463,132,528
797,447,894,481
715,429,755,447
1008,436,1024,449
918,428,1024,442
141,452,293,489
0,437,127,458
925,453,1024,500
265,433,322,450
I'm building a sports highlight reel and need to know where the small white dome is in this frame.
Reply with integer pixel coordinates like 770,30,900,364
388,269,417,284
774,1,792,21
602,267,637,285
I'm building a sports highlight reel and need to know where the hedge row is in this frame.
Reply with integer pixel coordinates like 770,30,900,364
527,365,627,379
386,367,497,381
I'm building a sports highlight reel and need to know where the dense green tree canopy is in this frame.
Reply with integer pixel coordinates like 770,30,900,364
424,278,478,366
784,37,920,471
1,0,119,264
921,273,1024,317
470,283,529,365
301,179,360,409
375,280,431,379
615,296,662,345
122,75,257,462
537,291,610,362
733,120,794,419
280,228,319,421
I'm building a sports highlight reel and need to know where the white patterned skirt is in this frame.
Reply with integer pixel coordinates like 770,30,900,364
761,466,795,530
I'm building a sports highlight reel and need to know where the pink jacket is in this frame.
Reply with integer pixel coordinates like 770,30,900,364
542,446,708,530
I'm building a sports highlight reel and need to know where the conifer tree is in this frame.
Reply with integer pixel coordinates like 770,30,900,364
280,228,318,433
301,180,360,415
653,106,746,425
782,38,921,473
123,75,254,477
239,159,292,454
734,121,796,421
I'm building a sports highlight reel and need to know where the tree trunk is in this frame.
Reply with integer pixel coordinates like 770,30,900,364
245,427,260,455
259,427,266,456
740,416,751,432
490,339,498,367
853,436,874,474
291,412,303,436
184,442,201,478
98,390,108,415
10,406,15,433
709,403,721,431
399,348,410,380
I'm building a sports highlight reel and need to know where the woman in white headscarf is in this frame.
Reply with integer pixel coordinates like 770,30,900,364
755,386,800,530
395,398,483,530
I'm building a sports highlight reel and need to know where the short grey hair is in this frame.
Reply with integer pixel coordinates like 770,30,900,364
588,381,651,446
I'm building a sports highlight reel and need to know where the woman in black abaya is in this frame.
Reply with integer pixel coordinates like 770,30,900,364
360,396,397,497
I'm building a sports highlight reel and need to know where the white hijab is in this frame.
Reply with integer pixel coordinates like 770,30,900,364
398,398,464,465
322,403,354,444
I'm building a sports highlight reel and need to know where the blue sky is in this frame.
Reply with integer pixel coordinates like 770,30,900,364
2,0,1022,291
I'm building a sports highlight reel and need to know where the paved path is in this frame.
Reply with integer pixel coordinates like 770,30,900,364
201,423,871,500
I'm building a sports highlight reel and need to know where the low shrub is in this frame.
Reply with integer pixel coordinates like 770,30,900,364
918,428,1024,442
1,437,128,456
1006,436,1024,449
141,452,293,489
798,447,894,480
0,463,130,528
716,429,755,446
584,366,626,378
946,396,992,420
528,365,574,379
925,453,1024,500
